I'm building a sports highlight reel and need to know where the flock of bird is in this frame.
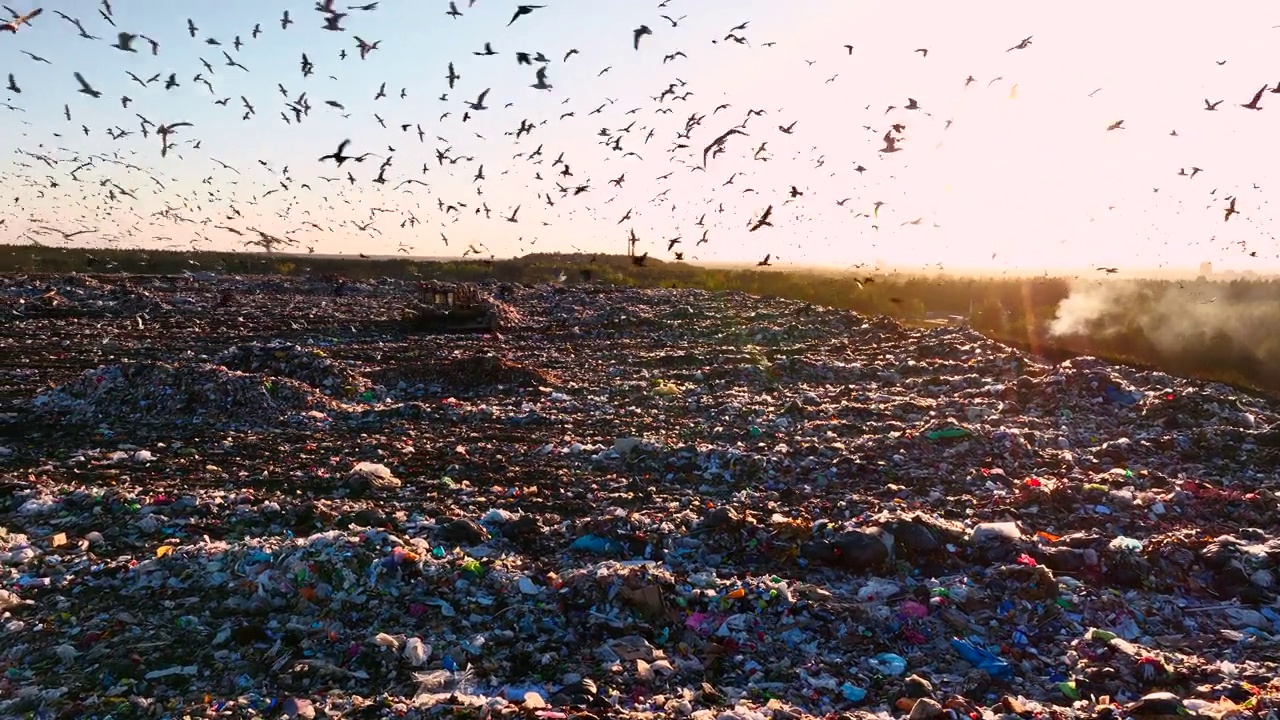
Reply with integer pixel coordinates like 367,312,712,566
0,1,1276,271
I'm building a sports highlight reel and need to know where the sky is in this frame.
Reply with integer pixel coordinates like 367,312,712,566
1,0,1279,273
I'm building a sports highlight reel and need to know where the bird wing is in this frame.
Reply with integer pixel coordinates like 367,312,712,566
74,72,92,90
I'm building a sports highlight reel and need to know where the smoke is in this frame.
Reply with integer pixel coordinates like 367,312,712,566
1048,279,1279,363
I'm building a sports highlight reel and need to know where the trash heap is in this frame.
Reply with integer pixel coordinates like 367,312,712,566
215,342,381,401
28,360,343,429
0,273,175,316
2,276,1280,720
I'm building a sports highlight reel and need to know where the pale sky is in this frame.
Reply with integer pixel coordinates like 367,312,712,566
1,0,1277,272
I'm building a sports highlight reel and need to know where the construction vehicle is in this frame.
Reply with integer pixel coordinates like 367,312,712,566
402,282,497,332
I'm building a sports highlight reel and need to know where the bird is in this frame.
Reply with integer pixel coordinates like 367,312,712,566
111,31,137,51
634,25,652,50
757,254,772,266
319,139,358,165
355,36,381,60
1106,120,1124,131
1006,35,1033,51
0,6,41,33
1241,84,1267,110
508,5,542,25
531,65,552,90
1204,99,1222,110
74,72,102,98
466,88,490,110
749,206,773,231
1224,196,1238,221
701,127,748,167
5,73,19,93
474,42,497,56
446,62,460,89
20,50,50,63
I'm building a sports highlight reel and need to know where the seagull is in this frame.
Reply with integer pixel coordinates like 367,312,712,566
508,5,542,25
701,126,747,167
1006,35,1032,51
531,65,552,90
111,31,137,51
319,138,356,165
466,88,490,110
0,6,42,33
634,25,652,50
74,72,102,98
355,36,380,59
1241,84,1268,110
749,206,773,232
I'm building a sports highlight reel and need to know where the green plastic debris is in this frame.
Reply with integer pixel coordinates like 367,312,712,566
925,427,970,440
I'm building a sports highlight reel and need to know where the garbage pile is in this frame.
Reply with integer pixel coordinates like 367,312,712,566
0,273,175,316
2,275,1280,719
28,360,345,428
215,342,381,401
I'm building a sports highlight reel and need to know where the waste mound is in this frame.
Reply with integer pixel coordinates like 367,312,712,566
3,277,1280,719
28,360,340,428
215,341,379,400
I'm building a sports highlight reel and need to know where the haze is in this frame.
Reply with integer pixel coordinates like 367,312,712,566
1,0,1277,274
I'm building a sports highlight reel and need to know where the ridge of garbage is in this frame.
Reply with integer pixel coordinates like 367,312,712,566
2,273,1279,719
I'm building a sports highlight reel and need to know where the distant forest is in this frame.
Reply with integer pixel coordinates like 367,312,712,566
4,244,1280,396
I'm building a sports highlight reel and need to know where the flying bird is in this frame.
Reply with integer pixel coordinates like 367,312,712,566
749,206,773,232
1241,84,1268,110
0,6,42,33
508,5,542,25
111,32,137,51
1006,35,1033,51
634,25,652,50
74,72,102,98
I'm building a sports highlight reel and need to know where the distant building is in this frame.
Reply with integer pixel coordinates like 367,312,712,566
1198,261,1213,279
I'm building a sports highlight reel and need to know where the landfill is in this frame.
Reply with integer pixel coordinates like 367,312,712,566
2,272,1280,720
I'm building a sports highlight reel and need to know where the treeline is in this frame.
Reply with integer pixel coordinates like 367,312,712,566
4,244,1280,395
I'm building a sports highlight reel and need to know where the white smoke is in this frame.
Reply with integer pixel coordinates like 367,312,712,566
1048,279,1277,361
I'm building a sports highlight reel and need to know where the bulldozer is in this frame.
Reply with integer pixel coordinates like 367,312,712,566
402,282,497,333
